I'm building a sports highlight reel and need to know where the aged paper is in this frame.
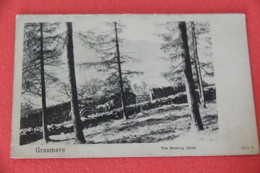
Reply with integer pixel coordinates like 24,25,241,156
11,14,259,158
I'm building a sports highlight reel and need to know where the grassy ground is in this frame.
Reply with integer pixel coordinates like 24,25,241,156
32,101,219,144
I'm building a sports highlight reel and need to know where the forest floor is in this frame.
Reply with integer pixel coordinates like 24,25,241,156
31,101,219,144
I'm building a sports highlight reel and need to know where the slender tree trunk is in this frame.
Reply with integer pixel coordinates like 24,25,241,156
178,22,204,131
66,22,86,143
114,22,128,120
39,23,50,142
191,22,206,108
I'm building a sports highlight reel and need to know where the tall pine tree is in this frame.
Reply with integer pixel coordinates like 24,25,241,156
178,22,204,131
160,21,204,131
66,22,86,143
78,22,143,120
22,22,64,142
190,21,206,107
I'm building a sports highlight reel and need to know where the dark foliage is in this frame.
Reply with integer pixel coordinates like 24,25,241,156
151,85,186,100
20,102,71,129
22,23,64,96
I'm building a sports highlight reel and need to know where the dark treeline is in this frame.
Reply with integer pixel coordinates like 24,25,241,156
151,85,186,100
20,87,216,129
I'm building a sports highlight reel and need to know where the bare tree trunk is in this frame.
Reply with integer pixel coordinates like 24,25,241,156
39,23,50,142
114,22,128,120
66,22,86,143
191,22,206,108
178,22,204,131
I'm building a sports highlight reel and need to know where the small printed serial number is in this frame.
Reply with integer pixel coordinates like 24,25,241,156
241,146,255,150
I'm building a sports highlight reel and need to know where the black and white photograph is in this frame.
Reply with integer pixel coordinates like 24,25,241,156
11,14,259,158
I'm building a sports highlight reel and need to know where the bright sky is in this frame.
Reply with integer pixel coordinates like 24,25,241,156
72,17,173,87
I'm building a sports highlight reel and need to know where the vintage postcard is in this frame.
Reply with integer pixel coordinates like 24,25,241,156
11,14,259,158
